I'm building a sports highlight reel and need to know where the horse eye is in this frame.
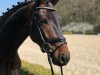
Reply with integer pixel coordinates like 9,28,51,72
41,19,48,24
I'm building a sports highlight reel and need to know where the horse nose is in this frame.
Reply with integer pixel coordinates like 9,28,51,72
60,53,70,66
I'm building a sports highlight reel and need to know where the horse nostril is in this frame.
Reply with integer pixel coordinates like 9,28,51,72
60,54,66,64
60,53,70,65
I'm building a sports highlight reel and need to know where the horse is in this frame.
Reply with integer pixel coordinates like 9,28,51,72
0,0,70,75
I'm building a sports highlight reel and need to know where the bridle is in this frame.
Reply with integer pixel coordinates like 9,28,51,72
32,1,67,75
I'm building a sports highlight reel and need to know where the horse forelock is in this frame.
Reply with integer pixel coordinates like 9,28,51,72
0,1,33,28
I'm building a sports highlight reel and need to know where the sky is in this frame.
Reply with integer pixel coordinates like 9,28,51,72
0,0,25,16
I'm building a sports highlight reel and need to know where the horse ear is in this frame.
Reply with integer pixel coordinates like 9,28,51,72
49,0,59,5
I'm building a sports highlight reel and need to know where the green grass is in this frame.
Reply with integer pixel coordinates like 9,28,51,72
20,61,60,75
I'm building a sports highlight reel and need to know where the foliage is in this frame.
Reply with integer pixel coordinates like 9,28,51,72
94,24,100,33
61,22,95,34
55,0,100,25
20,60,60,75
55,0,100,33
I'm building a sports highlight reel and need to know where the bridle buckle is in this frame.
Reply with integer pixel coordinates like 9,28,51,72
41,43,53,53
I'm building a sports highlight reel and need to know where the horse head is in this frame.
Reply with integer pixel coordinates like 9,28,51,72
30,0,70,66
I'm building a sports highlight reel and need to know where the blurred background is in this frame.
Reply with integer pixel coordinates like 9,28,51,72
55,0,100,34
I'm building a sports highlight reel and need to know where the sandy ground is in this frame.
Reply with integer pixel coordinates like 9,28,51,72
18,35,100,75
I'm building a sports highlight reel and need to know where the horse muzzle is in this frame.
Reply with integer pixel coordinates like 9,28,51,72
59,52,70,66
52,50,70,66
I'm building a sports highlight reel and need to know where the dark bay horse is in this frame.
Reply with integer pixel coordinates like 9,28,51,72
0,0,70,75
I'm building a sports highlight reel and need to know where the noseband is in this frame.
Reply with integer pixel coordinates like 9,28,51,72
32,4,66,75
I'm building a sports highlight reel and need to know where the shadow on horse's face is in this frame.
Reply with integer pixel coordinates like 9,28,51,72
30,2,70,66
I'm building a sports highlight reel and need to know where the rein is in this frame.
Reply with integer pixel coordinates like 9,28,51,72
32,2,65,75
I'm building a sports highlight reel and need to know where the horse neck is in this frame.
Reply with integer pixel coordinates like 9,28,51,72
0,2,35,50
0,1,33,29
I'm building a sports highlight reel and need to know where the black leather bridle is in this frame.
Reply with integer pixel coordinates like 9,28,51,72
32,2,67,75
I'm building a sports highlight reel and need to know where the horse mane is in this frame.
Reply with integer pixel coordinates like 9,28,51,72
0,1,33,28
